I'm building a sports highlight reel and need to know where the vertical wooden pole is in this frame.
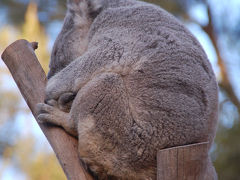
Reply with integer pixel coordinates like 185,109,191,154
157,142,208,180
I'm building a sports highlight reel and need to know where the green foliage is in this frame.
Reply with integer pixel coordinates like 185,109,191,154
0,0,66,26
214,121,240,180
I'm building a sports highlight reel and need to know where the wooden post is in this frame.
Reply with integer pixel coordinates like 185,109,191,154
1,39,93,180
157,142,209,180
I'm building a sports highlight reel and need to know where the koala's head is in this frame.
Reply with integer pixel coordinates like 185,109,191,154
47,0,103,79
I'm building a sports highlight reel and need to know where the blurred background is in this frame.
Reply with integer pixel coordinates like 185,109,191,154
0,0,239,179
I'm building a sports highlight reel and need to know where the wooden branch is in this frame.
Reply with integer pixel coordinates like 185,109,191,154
202,4,240,114
1,39,93,180
157,142,208,180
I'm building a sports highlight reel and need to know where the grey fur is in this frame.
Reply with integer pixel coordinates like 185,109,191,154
37,0,218,179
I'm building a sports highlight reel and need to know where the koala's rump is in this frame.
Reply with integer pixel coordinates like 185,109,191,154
70,50,218,179
71,2,218,179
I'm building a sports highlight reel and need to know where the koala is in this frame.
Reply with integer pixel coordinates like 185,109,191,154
36,0,218,179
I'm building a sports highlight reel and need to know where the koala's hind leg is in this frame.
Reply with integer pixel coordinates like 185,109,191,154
70,72,155,180
36,102,78,137
69,72,150,179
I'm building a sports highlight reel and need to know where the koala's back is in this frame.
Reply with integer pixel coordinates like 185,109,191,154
64,1,218,179
86,0,218,146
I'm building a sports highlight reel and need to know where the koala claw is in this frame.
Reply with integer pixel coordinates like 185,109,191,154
44,99,58,107
36,103,54,123
36,103,53,114
37,113,50,124
35,103,74,135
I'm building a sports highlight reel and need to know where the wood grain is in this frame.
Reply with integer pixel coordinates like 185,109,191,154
1,39,93,180
157,142,208,180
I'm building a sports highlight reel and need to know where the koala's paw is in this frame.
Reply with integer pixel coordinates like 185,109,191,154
36,103,77,137
36,103,61,124
36,102,70,126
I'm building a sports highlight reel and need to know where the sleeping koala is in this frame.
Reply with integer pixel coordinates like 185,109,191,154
36,0,218,179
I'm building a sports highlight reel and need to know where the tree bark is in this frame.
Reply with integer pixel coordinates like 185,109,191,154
202,4,240,115
1,39,93,180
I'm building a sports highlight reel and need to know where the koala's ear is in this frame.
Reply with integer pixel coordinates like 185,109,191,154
66,0,80,13
88,0,104,18
67,0,103,18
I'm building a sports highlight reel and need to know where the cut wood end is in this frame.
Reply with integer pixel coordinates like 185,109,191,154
158,142,209,153
1,40,39,61
1,39,28,61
